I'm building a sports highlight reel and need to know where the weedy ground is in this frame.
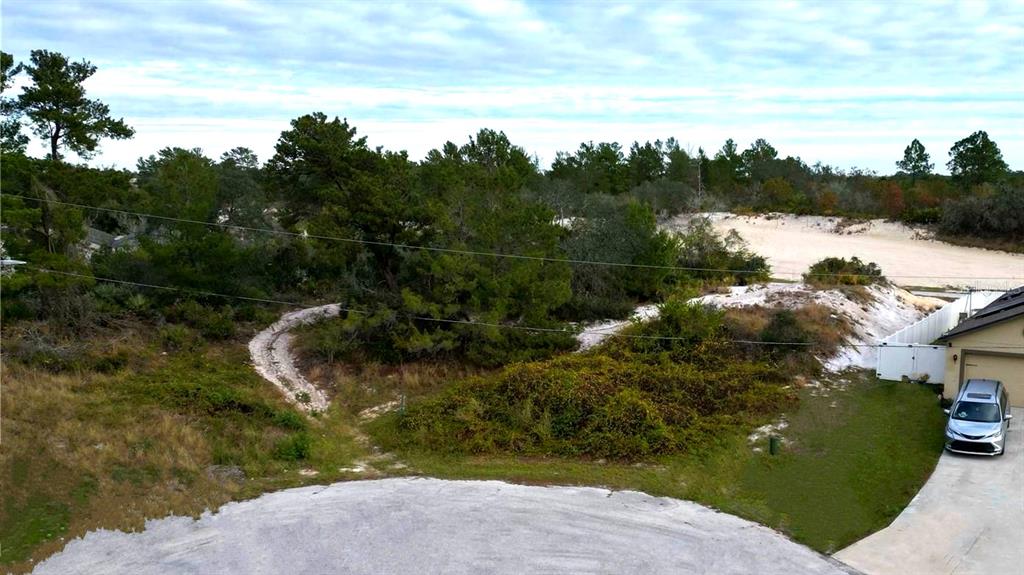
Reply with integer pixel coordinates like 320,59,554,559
2,316,945,570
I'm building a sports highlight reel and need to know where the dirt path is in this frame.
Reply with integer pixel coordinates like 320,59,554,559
662,213,1024,290
32,478,858,575
248,304,340,413
576,304,660,351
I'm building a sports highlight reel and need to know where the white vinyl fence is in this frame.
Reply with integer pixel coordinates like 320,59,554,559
875,291,1003,383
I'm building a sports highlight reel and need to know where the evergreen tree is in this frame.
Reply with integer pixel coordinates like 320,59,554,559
17,50,134,161
947,131,1008,188
895,139,933,177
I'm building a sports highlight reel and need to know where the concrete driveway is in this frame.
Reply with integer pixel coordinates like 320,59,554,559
34,478,856,575
835,407,1024,574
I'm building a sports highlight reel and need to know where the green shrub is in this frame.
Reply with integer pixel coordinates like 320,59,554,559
198,309,235,340
164,301,236,340
272,410,308,431
273,432,311,461
759,310,810,355
676,218,770,286
901,207,941,225
803,256,885,287
377,352,791,461
159,324,199,351
587,388,670,458
89,351,131,373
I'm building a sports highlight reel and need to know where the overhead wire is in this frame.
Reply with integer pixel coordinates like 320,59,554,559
3,193,1022,283
21,266,1024,351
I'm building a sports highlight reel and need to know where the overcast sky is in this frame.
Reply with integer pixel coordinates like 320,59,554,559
3,0,1022,173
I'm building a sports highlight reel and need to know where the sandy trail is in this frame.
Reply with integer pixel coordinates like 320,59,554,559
662,213,1024,290
576,304,660,351
248,304,339,413
32,478,857,575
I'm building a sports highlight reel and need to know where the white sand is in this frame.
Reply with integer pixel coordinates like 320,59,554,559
32,478,854,575
576,304,660,351
662,213,1024,290
248,304,339,413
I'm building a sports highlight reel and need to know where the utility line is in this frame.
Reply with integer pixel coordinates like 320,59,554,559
22,266,1024,350
4,194,1022,282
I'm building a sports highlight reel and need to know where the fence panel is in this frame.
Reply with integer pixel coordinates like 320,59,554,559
874,291,1002,383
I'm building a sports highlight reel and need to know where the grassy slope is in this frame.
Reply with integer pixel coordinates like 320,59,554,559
0,329,369,572
372,371,946,554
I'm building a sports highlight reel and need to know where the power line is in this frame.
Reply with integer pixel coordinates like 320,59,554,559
4,193,1022,283
21,266,1024,351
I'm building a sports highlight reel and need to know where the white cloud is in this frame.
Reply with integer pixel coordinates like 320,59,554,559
2,0,1021,172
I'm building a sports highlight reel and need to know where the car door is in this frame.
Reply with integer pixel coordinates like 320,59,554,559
1001,389,1011,435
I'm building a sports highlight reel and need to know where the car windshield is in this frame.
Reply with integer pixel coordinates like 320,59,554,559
952,401,1001,423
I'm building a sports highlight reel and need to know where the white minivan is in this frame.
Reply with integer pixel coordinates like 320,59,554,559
944,379,1012,456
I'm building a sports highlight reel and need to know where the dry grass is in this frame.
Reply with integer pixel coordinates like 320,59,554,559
723,302,853,372
792,303,852,356
1,323,366,572
723,307,772,340
304,358,491,416
1,362,237,571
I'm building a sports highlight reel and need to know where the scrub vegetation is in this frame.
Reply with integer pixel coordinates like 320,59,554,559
803,256,886,287
0,49,980,567
372,371,946,554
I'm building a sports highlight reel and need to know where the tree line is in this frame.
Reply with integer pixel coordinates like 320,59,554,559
1,50,1020,365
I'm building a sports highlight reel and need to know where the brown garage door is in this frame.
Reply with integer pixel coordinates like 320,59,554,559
963,352,1024,407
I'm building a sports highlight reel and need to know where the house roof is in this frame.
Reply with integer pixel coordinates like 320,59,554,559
938,286,1024,341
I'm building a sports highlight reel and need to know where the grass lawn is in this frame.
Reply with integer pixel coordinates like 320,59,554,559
372,370,947,554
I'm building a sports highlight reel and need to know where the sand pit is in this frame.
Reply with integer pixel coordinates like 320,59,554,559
662,213,1024,290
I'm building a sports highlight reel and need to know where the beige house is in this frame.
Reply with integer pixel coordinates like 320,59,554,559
937,286,1024,406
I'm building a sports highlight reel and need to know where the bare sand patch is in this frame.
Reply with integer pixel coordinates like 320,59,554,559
662,213,1024,290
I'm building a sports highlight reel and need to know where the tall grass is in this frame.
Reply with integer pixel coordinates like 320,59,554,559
0,323,364,571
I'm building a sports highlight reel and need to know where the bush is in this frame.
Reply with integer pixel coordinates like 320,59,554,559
803,256,885,287
587,388,670,458
676,218,770,285
759,310,810,355
377,347,791,461
273,432,312,461
165,301,236,340
159,324,199,352
299,310,577,368
198,309,236,340
901,207,941,225
6,333,88,373
272,410,308,431
621,294,729,361
939,184,1024,240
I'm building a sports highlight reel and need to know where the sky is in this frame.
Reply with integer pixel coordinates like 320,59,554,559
2,0,1023,173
